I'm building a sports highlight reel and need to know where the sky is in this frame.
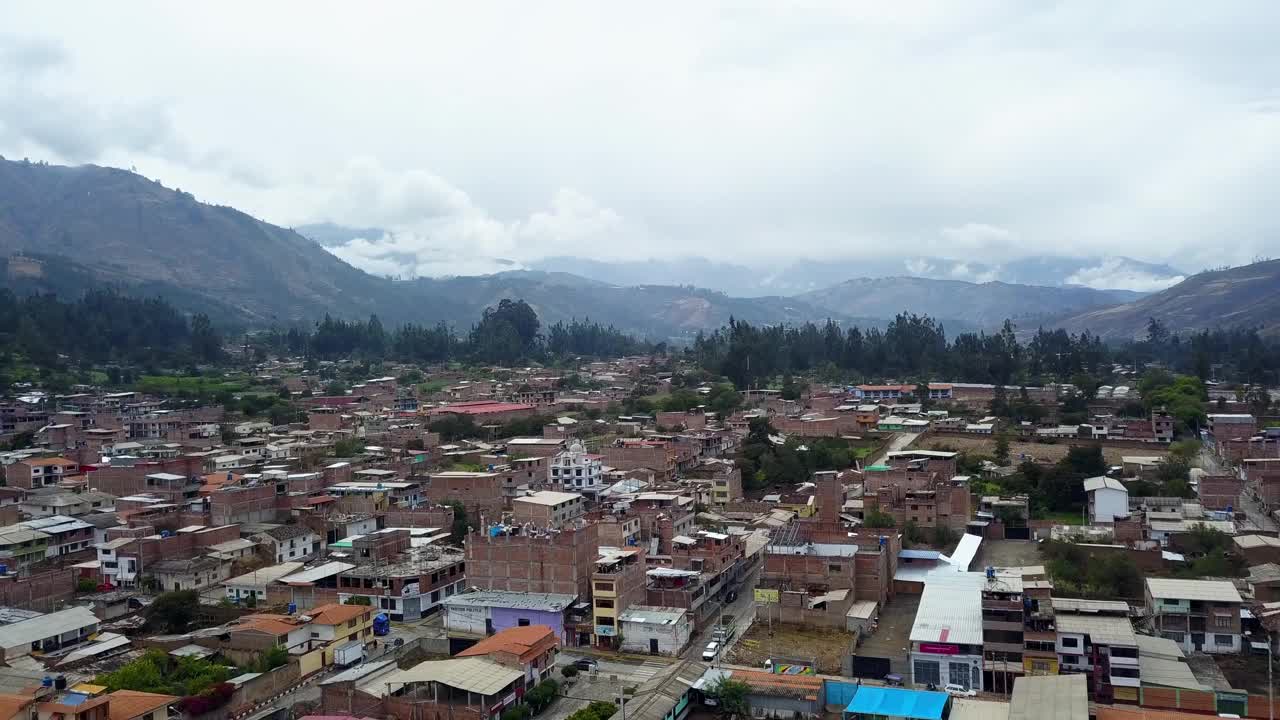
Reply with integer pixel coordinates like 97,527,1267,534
3,2,1279,286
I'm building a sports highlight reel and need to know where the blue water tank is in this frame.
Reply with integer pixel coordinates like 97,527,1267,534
41,677,52,688
288,602,297,615
160,530,171,538
0,563,9,575
985,566,996,579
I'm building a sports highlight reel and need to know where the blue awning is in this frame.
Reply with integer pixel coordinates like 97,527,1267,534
844,687,948,720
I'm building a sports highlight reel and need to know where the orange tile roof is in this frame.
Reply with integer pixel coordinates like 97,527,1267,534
23,457,77,467
308,603,370,626
457,625,558,663
106,690,179,720
726,670,822,700
235,616,299,636
0,693,38,720
1096,709,1211,720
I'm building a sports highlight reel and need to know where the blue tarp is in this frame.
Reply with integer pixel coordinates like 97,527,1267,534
843,687,948,720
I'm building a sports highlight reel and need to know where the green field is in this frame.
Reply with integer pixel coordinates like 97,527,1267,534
136,375,248,396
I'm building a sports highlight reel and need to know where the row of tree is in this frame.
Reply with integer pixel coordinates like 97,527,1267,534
0,290,222,371
687,314,1280,388
257,300,649,365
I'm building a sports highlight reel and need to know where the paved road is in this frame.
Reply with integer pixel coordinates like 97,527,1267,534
680,563,761,662
868,433,921,466
1206,444,1280,532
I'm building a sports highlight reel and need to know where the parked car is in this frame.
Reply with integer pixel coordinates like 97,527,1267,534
573,658,599,671
944,684,976,697
701,641,720,662
725,589,738,603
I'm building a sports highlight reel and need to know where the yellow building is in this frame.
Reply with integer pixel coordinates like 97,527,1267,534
305,603,374,664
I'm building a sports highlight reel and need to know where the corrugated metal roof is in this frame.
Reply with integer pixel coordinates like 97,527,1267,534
1055,613,1136,646
382,657,522,696
1146,577,1242,603
0,607,97,650
910,572,985,645
1009,675,1088,720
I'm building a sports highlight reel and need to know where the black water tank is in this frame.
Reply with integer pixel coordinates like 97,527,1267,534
54,676,66,690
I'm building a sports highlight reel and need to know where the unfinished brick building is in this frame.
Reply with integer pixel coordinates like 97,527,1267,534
465,520,598,598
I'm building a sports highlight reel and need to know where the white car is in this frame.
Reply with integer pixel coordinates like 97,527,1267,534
944,684,976,697
701,641,720,661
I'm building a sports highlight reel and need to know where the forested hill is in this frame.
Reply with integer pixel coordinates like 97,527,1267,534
0,159,863,338
1048,260,1280,339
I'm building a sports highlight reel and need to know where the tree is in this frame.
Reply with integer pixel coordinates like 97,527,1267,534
344,595,371,605
915,381,932,411
324,380,348,396
447,500,469,543
146,590,200,633
863,509,896,528
993,431,1011,466
190,313,223,363
333,437,365,458
708,677,750,719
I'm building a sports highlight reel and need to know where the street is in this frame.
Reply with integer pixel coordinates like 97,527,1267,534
681,563,761,661
1200,444,1277,532
868,433,921,466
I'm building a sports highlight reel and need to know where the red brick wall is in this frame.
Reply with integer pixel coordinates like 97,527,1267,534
465,522,598,597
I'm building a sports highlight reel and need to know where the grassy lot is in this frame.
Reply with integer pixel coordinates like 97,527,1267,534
137,375,248,396
1034,511,1085,525
727,620,854,674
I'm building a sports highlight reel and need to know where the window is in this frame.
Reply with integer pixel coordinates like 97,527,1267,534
1111,667,1140,679
1110,647,1138,659
1215,634,1235,645
948,663,970,689
913,660,940,687
597,616,615,626
594,581,614,592
1062,655,1080,665
828,564,843,573
1215,615,1233,628
1061,637,1079,648
518,618,531,627
595,598,615,609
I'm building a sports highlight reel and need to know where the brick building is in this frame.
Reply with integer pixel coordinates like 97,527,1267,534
465,520,599,598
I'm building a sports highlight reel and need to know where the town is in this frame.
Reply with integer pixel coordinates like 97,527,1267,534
0,329,1278,720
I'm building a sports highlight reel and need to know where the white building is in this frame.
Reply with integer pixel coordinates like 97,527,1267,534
549,441,603,494
224,561,305,603
1053,602,1140,693
0,606,99,660
1146,578,1243,655
1084,476,1128,524
910,572,985,691
255,525,321,564
618,606,692,656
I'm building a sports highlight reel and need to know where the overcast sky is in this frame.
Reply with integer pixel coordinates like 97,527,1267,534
4,2,1279,281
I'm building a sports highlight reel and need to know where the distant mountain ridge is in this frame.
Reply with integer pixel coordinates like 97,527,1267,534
796,276,1139,329
2,158,1248,342
1047,260,1280,339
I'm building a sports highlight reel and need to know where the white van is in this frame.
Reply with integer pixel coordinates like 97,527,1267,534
701,641,720,661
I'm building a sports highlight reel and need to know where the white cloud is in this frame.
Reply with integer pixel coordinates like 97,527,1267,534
1,4,1279,274
1066,258,1185,293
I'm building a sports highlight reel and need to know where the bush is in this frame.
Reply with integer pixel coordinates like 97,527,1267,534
526,679,560,712
560,666,578,679
76,578,97,593
176,682,235,715
344,595,371,605
502,706,532,720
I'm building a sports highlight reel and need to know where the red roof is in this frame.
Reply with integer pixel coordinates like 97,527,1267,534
457,625,557,663
431,402,535,416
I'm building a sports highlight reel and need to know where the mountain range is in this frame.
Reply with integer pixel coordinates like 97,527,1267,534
2,159,1275,341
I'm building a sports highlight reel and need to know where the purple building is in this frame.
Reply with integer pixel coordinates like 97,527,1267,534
442,590,585,645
